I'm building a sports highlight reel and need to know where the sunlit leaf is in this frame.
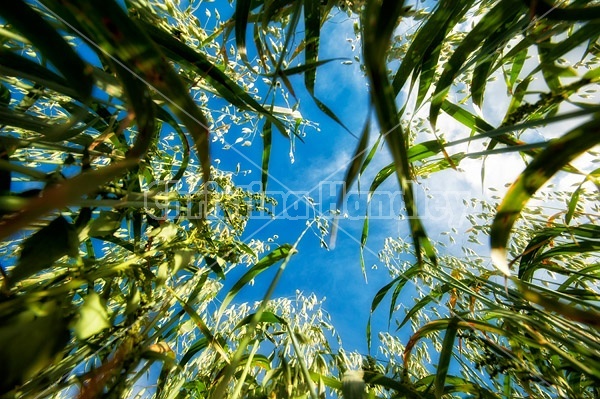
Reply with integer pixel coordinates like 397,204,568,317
392,0,471,97
430,0,524,128
234,311,286,330
491,118,600,275
0,159,136,240
51,0,211,181
74,292,111,340
363,0,436,267
180,337,208,367
216,245,295,322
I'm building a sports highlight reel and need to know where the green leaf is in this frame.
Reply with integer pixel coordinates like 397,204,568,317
491,118,600,275
216,245,295,322
416,375,501,399
536,240,600,263
415,153,467,176
303,0,321,94
362,0,435,266
309,94,355,136
520,284,600,331
0,159,136,241
0,49,79,99
172,249,194,274
430,0,524,128
392,0,471,96
109,61,156,159
365,140,449,201
279,58,347,77
88,211,123,238
272,0,302,85
141,19,289,138
10,216,79,285
167,286,230,363
74,292,111,340
565,168,600,224
0,83,10,106
565,184,582,226
471,9,528,108
234,0,252,65
234,311,286,330
435,317,458,398
360,138,454,271
95,235,135,254
367,263,423,350
0,145,10,195
444,102,600,152
528,0,600,20
540,20,600,68
358,131,381,184
155,107,190,182
362,370,417,394
404,319,507,371
0,300,70,394
340,120,370,203
507,48,528,94
205,256,226,280
360,215,369,300
261,118,272,192
538,41,565,93
54,0,210,182
309,371,342,390
415,41,444,109
397,284,452,330
298,0,356,134
0,106,84,141
180,337,208,367
241,352,271,370
0,0,93,101
470,46,500,109
518,224,600,281
441,98,493,133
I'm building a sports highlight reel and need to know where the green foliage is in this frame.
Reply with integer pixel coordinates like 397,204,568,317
74,292,112,341
10,215,79,285
0,0,599,398
0,300,70,393
373,191,600,397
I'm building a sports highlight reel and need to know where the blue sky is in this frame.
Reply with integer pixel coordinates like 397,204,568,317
199,0,506,356
196,1,493,357
200,7,431,356
207,6,393,352
196,0,600,361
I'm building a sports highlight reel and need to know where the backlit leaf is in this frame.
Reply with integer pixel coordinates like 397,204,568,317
88,211,123,238
0,300,69,394
216,245,295,322
491,118,600,275
11,216,79,285
74,292,111,340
